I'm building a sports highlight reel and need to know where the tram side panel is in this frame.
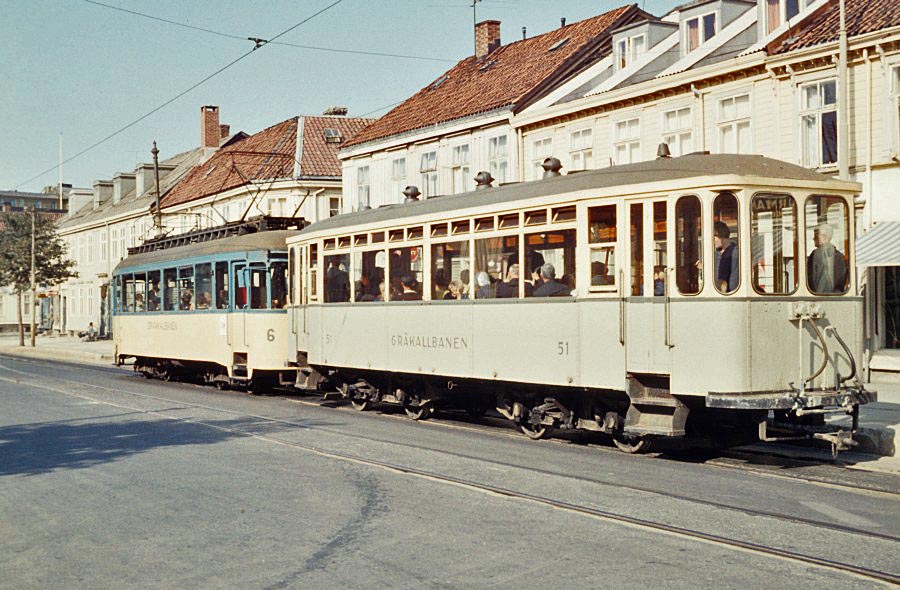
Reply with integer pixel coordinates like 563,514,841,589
115,312,232,372
578,299,627,391
242,312,291,376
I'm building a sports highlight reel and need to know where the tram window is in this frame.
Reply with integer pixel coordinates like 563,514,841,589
675,196,703,295
432,241,470,300
653,202,667,296
215,262,229,309
249,267,268,309
234,267,247,309
630,203,644,296
288,249,295,305
133,273,147,312
388,246,423,301
163,268,177,311
751,194,798,295
713,192,740,295
270,261,288,308
178,266,194,310
805,196,849,295
475,235,518,299
195,263,213,309
525,229,576,297
309,244,318,302
588,205,616,291
147,270,161,311
324,254,350,303
353,250,385,302
124,274,135,312
113,275,122,312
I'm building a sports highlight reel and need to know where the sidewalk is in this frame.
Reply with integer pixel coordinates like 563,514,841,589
0,333,115,366
0,334,896,471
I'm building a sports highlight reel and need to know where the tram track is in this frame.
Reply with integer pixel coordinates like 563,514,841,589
1,356,898,587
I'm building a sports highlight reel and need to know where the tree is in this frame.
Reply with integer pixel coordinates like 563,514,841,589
0,211,77,346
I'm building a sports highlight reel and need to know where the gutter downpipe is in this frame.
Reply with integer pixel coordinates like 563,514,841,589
837,0,849,180
516,125,525,182
862,47,873,378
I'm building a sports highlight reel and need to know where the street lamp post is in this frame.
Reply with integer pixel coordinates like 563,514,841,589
30,206,36,348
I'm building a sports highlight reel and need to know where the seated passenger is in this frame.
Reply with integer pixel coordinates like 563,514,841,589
496,264,525,298
713,221,738,293
591,261,612,286
355,274,377,301
444,280,459,300
197,291,212,309
653,265,666,296
375,281,386,302
217,289,229,309
135,293,145,312
475,272,493,299
180,289,194,310
147,285,160,311
532,263,570,297
459,269,471,300
808,223,848,294
396,274,422,301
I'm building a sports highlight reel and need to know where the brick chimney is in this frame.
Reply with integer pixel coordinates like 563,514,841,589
475,20,501,59
219,124,231,139
200,105,220,149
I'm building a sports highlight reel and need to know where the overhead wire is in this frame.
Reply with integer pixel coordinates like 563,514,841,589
15,0,345,189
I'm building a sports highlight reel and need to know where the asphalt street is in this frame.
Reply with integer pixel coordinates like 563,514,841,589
0,355,898,589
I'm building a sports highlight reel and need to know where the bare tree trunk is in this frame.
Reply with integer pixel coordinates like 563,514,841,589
30,287,36,347
16,291,24,347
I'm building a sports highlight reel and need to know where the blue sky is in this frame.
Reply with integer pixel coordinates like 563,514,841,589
2,0,681,193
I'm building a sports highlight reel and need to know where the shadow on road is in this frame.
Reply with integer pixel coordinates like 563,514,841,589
0,415,317,477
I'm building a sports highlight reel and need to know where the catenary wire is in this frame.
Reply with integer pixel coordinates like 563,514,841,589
14,0,345,190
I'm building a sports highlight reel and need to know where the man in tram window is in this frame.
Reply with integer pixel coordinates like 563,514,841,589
713,221,739,293
497,264,530,298
396,274,422,301
147,282,160,311
808,223,847,294
532,263,570,297
475,272,493,299
591,261,613,286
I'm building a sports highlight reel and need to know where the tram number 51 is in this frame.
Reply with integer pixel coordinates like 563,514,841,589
557,341,570,356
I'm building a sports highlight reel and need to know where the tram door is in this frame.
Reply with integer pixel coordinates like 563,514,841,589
230,262,248,352
625,200,672,374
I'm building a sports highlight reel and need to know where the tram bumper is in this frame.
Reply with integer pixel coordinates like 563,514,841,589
705,386,877,456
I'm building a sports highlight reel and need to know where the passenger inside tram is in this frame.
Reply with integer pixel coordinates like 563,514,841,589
808,223,848,294
532,263,570,297
713,221,738,293
591,261,612,286
397,274,422,300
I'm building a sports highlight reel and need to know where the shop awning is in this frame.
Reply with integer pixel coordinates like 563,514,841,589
856,222,900,267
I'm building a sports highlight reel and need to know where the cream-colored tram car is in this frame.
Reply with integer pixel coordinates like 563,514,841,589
113,226,300,390
286,154,874,453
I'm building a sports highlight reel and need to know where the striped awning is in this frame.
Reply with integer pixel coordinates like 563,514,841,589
856,222,900,267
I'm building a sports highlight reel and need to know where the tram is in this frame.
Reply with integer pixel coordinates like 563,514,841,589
112,217,304,390
285,152,874,453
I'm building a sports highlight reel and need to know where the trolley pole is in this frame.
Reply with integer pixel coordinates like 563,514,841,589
30,206,37,348
152,141,162,235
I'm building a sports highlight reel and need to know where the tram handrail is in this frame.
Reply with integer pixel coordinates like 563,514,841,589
664,267,673,348
825,325,857,384
804,318,830,386
618,269,625,345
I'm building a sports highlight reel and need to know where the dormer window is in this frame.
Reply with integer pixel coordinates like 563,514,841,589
765,0,801,34
615,34,646,70
684,12,716,53
323,128,343,144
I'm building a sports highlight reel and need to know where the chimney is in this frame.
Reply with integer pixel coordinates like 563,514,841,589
92,180,113,210
200,105,220,149
561,17,566,27
112,172,136,204
134,162,176,197
475,20,501,59
322,106,348,116
219,124,231,140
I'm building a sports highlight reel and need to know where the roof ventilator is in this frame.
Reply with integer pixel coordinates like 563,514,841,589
474,171,494,189
656,143,672,159
403,186,421,203
541,157,563,178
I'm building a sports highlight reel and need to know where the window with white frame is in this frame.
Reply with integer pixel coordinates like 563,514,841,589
390,157,406,199
329,196,341,217
684,12,716,53
87,232,94,264
356,166,370,209
569,128,594,171
268,197,287,217
890,66,900,156
451,144,470,194
78,235,86,264
488,135,508,184
419,151,438,197
532,137,553,178
718,94,752,154
100,230,107,262
615,34,646,69
799,79,837,168
766,0,801,34
662,107,692,156
614,118,641,165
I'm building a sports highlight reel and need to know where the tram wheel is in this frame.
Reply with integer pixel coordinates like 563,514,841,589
612,434,651,454
518,421,550,440
404,401,433,421
350,397,372,411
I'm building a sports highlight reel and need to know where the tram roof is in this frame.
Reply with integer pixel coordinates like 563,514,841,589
114,229,299,273
294,154,859,239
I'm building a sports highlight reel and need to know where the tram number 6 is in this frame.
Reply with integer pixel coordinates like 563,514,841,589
267,329,275,342
557,341,569,356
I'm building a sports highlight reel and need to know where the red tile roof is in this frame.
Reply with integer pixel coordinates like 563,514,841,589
775,0,900,53
162,115,373,208
344,5,646,149
300,116,374,176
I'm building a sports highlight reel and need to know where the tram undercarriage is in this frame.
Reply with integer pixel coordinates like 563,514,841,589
128,356,292,394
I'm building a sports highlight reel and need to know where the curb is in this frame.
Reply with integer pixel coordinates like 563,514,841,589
0,347,114,367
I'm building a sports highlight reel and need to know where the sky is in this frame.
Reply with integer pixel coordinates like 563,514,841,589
2,0,682,193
